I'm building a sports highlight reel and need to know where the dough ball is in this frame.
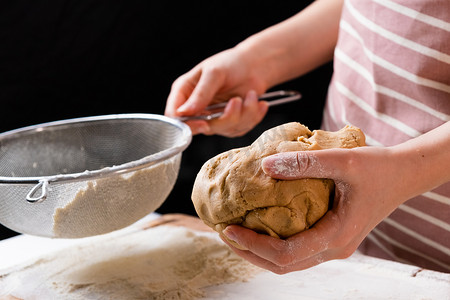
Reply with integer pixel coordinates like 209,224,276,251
191,123,365,248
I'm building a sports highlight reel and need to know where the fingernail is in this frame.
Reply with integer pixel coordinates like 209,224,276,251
262,155,298,179
222,227,238,243
177,104,190,114
247,90,257,100
261,155,283,174
222,226,249,250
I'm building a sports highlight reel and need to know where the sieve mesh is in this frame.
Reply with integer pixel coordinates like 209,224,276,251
0,117,183,177
0,114,191,238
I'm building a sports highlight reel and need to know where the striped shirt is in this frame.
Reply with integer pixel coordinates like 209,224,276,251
322,0,450,272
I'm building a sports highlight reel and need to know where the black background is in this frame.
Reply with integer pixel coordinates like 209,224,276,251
0,1,332,239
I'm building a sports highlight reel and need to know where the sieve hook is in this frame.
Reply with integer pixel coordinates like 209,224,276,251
26,180,49,203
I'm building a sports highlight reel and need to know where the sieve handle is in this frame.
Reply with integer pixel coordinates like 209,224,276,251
26,180,49,203
177,90,301,121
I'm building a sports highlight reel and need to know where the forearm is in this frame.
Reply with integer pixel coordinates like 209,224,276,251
235,0,344,89
390,121,450,201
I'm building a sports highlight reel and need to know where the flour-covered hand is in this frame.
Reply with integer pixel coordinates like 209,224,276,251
221,146,410,273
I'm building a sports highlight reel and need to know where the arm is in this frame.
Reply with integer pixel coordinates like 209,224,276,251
236,0,344,88
221,122,450,273
165,0,344,136
388,121,450,198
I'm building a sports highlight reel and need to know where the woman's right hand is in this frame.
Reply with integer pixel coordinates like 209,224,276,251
164,47,269,137
165,0,342,137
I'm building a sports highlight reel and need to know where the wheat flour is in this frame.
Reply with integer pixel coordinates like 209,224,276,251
53,155,180,238
0,225,261,299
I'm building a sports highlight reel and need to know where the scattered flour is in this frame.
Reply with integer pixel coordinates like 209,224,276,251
0,226,261,299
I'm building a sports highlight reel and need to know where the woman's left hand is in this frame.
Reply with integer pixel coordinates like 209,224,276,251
220,146,411,274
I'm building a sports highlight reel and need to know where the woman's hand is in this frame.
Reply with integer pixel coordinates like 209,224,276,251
219,122,450,274
165,47,269,137
165,0,343,137
220,146,413,274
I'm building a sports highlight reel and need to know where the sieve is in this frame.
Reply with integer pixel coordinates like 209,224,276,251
0,90,300,239
0,114,192,238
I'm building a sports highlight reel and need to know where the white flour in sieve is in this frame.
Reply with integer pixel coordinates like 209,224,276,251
52,156,180,238
0,226,261,299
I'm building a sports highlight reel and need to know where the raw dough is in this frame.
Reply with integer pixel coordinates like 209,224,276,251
192,123,365,246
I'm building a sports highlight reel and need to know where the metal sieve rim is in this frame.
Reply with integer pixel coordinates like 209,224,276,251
0,113,192,185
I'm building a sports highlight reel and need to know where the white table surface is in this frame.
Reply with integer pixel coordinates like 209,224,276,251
0,214,449,300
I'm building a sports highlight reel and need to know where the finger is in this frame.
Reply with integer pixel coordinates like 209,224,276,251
242,90,269,124
222,225,320,266
165,86,188,117
223,210,344,262
220,96,243,123
184,119,211,135
177,68,225,115
220,236,291,273
222,238,331,274
221,225,337,274
208,91,268,137
207,97,243,136
242,90,259,111
261,149,350,180
165,70,200,117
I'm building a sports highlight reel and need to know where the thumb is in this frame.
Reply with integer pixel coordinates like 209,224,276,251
261,150,347,180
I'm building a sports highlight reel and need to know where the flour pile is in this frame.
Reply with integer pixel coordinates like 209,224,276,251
0,226,261,299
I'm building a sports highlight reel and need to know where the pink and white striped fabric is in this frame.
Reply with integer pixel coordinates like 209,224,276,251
322,0,450,272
